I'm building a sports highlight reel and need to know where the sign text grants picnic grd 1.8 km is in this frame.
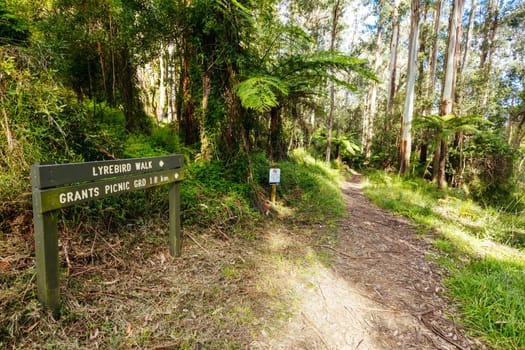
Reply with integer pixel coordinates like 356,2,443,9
31,154,184,317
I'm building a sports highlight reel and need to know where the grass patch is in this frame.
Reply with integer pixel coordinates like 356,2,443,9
272,148,346,224
445,258,525,349
363,170,525,349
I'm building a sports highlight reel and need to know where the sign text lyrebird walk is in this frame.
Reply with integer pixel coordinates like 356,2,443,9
31,154,184,317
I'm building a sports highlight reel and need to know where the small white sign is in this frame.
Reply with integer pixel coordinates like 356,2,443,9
269,168,281,184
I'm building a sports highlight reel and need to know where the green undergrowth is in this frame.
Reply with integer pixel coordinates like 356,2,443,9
267,149,346,224
1,147,346,349
363,170,525,349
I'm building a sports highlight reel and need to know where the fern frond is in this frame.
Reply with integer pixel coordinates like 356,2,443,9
234,76,289,112
278,51,378,85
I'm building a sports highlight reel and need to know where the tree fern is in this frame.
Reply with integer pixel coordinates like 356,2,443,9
234,75,289,112
235,50,377,112
414,114,491,140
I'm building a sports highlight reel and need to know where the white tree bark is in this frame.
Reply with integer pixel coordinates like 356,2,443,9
399,0,421,174
442,0,463,116
387,0,401,115
460,0,476,73
436,0,464,188
427,0,442,109
325,0,342,163
158,48,166,123
364,19,383,161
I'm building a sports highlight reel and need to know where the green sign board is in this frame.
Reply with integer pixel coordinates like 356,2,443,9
31,154,184,317
35,168,183,213
33,155,183,189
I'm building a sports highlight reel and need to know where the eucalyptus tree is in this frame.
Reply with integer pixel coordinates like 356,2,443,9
505,4,525,149
376,0,408,165
398,0,421,174
428,0,442,100
386,0,402,116
362,0,385,161
325,0,344,162
485,2,525,191
281,0,352,162
409,0,442,170
450,0,477,186
438,0,525,198
460,0,476,73
434,0,464,188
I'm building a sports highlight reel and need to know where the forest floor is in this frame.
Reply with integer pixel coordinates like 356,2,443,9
2,175,487,349
256,175,483,350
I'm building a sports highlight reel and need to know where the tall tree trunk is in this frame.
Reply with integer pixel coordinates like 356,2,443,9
119,47,150,133
423,0,441,179
158,47,166,124
97,41,107,99
326,81,336,162
362,91,370,158
387,0,401,116
180,51,198,145
479,0,500,69
200,70,211,160
432,140,441,182
325,0,342,163
479,0,501,113
416,5,428,96
430,0,442,182
415,2,431,172
427,0,441,113
109,13,116,105
437,139,448,188
460,0,476,73
364,17,383,162
510,110,525,148
399,0,421,175
452,0,476,186
436,0,464,189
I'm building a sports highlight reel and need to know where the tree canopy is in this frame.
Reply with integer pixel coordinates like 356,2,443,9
1,0,524,202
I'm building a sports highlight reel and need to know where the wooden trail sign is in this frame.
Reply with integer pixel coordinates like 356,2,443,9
31,154,184,317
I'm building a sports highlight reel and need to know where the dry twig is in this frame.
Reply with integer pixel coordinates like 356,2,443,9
420,316,469,350
315,244,378,260
148,342,181,350
185,232,210,254
301,312,330,350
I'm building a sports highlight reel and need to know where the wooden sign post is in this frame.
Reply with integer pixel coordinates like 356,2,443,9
31,154,184,317
269,168,280,204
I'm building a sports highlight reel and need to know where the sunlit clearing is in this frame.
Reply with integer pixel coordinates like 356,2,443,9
272,202,295,218
268,229,294,251
437,222,525,266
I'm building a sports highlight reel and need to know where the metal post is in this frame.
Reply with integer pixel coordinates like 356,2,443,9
271,184,277,204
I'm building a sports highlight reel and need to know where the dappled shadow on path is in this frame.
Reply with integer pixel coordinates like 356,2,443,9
259,175,482,350
329,174,478,349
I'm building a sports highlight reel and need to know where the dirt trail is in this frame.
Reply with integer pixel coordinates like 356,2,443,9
262,175,479,349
